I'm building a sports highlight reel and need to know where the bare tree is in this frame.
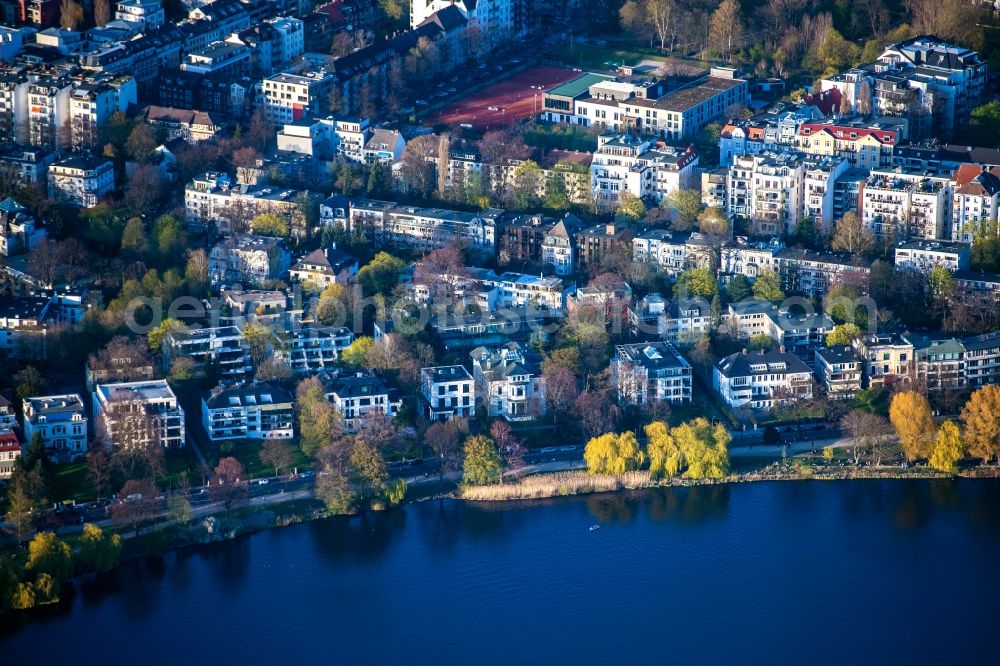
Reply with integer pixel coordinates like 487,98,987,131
110,478,159,537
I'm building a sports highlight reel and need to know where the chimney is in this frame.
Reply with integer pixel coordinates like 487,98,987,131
779,345,785,353
741,348,747,355
605,224,615,235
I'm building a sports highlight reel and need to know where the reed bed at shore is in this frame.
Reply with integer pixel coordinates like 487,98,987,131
462,465,979,501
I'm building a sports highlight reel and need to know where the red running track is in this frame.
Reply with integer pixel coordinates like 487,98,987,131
433,65,580,130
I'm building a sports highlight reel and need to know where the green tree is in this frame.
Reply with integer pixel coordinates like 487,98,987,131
826,323,862,347
349,439,388,503
462,435,503,485
616,190,646,223
726,274,752,302
120,217,147,255
357,252,406,296
296,377,341,457
675,268,718,299
14,366,45,401
150,214,184,265
341,336,376,368
26,531,73,582
4,481,36,542
511,160,544,211
748,334,775,351
385,478,407,505
251,212,290,237
146,318,185,353
666,188,702,230
970,100,1000,143
889,390,935,462
697,206,729,236
751,268,784,302
167,494,192,525
316,468,356,514
929,420,964,474
645,421,681,479
78,523,122,572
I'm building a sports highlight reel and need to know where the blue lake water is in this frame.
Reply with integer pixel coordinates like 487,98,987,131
4,479,1000,664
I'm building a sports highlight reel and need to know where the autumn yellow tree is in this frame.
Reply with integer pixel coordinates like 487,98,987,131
645,421,681,479
889,390,935,462
672,417,731,479
583,432,644,475
929,420,964,474
960,385,1000,465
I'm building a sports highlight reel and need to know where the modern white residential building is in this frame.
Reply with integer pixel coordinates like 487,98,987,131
22,394,88,463
658,298,712,343
68,77,137,150
0,294,52,359
632,229,695,276
115,0,166,27
273,324,353,374
259,71,335,124
714,349,814,410
421,365,475,421
184,171,317,237
950,164,1000,242
589,133,698,212
266,17,305,68
612,342,693,405
161,326,253,381
0,394,16,432
93,380,185,449
726,151,805,235
727,301,835,361
801,155,850,233
201,381,294,442
894,239,971,273
323,371,402,433
814,346,863,398
861,168,950,240
333,117,370,162
348,200,502,253
470,342,546,420
47,156,114,208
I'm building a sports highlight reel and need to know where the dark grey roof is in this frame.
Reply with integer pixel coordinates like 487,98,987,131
203,381,292,409
717,350,811,377
423,365,472,382
326,372,391,398
816,346,861,365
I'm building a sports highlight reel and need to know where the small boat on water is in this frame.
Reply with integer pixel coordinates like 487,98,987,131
588,524,600,532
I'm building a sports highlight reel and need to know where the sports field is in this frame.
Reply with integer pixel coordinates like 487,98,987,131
434,65,581,130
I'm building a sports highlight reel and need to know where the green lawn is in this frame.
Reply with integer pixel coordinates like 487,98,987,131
226,439,313,479
50,462,93,503
545,42,655,70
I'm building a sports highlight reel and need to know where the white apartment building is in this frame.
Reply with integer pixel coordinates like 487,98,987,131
421,365,475,421
613,342,693,405
541,219,574,276
411,0,515,37
470,342,546,420
201,382,294,442
22,394,88,463
93,380,185,449
802,156,849,232
589,133,698,212
26,75,71,148
323,372,402,432
718,238,783,278
185,171,315,237
266,17,304,68
116,0,166,27
726,151,805,235
714,349,814,410
894,239,971,273
814,346,863,398
861,168,949,240
0,394,15,432
348,200,501,253
47,156,114,208
276,117,338,160
0,430,20,479
162,326,253,381
951,164,1000,242
632,229,693,276
274,324,353,374
68,78,137,150
260,71,335,124
334,117,370,162
208,234,291,288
